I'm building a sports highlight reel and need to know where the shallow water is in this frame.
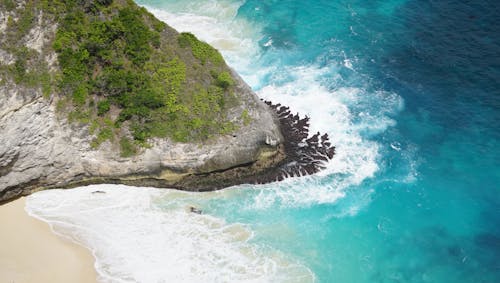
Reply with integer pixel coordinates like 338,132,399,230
27,1,500,282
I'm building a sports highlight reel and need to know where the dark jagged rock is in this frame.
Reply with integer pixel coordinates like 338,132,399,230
0,1,336,202
161,100,336,189
253,100,336,181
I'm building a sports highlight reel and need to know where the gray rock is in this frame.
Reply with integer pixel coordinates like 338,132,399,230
0,3,286,203
0,73,284,202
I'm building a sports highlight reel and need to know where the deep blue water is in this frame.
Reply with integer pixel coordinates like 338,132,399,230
140,0,500,282
28,1,500,282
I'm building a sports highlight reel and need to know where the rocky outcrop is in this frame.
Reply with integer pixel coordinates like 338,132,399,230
0,1,335,203
0,71,285,202
0,1,285,202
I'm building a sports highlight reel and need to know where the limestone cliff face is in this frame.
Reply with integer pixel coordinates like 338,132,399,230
0,1,284,202
0,73,284,203
0,73,284,202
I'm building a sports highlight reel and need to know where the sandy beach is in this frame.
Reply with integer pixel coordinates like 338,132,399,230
0,198,98,283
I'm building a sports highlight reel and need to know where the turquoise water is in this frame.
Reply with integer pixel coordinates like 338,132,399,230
27,1,499,282
140,1,499,281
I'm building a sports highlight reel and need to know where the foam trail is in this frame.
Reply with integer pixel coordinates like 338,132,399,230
26,185,314,283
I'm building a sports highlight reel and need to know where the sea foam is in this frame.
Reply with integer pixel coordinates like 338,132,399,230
24,1,409,281
26,185,314,283
141,0,403,208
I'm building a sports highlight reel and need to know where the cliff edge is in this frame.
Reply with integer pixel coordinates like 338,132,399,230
0,0,285,202
0,0,335,203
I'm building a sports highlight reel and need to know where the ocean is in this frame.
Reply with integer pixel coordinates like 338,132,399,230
26,0,499,282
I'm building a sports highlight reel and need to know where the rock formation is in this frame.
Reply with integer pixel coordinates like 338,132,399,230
0,0,335,203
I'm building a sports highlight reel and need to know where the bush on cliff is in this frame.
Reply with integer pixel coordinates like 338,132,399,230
0,0,247,156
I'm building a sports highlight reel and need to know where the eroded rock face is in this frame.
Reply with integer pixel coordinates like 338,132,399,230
0,72,284,202
0,1,336,203
0,2,284,202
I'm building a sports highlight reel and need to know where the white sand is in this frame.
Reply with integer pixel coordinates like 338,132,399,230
0,197,98,283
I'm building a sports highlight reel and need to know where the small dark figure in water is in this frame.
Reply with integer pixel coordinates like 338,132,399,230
92,190,106,194
189,206,202,214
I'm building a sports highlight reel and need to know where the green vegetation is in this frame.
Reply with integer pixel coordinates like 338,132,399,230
91,126,114,148
1,0,250,155
16,1,35,39
97,100,111,116
50,1,240,144
68,109,91,124
0,0,57,96
119,136,137,157
0,0,16,11
241,109,252,126
12,48,30,83
178,32,224,66
216,71,234,89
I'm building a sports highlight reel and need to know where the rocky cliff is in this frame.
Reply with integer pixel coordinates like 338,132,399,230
0,0,286,202
0,72,286,202
0,0,334,203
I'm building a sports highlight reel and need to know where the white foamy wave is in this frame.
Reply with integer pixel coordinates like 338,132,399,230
246,65,403,208
141,1,265,86
26,185,314,283
143,1,404,208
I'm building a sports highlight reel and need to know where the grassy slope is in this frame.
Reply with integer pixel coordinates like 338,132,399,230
0,0,245,157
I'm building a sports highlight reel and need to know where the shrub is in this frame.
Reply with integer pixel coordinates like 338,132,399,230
1,0,16,10
43,0,239,152
17,1,35,38
120,137,137,157
241,109,251,126
68,109,91,124
97,99,110,115
13,58,27,83
216,71,234,89
118,7,156,66
177,32,224,65
40,70,52,98
72,84,88,106
91,127,113,148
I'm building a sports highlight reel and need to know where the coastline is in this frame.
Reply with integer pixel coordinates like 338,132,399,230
0,197,98,283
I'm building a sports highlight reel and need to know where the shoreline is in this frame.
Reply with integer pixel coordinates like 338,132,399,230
0,197,98,283
0,100,336,204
